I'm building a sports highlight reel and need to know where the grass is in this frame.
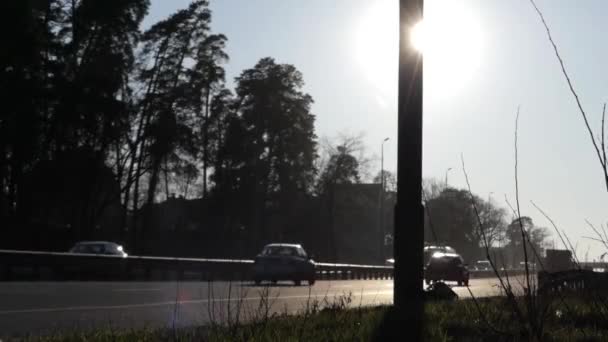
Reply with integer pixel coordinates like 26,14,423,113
9,294,608,341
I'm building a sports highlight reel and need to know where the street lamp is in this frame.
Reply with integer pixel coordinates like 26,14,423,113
379,137,390,262
444,167,452,188
381,137,390,191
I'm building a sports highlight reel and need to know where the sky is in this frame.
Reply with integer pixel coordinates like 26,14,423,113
145,0,608,261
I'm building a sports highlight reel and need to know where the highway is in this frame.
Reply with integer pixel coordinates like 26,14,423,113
0,278,515,337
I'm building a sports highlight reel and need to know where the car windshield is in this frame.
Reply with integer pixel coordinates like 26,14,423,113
262,246,302,257
73,244,108,254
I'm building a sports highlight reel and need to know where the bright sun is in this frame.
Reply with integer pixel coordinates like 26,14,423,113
355,0,483,101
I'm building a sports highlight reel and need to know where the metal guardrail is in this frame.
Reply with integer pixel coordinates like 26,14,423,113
538,269,608,294
0,249,512,282
0,249,253,281
0,249,393,281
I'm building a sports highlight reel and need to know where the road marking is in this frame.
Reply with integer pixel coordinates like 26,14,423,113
0,290,51,295
112,288,163,292
0,291,394,316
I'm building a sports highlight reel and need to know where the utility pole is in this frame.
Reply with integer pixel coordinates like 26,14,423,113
395,0,423,339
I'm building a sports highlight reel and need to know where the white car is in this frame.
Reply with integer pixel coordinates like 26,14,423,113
252,243,316,286
69,241,128,258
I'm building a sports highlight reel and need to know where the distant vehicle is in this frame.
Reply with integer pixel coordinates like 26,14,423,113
424,252,469,286
423,245,457,265
69,241,128,258
252,243,316,286
473,260,491,271
518,261,537,271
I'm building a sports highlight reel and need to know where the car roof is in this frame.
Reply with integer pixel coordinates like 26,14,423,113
431,252,462,259
264,243,302,248
424,245,455,251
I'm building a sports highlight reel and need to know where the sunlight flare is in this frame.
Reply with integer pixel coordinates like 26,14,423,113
356,0,483,100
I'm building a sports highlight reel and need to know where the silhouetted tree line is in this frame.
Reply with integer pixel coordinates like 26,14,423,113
422,179,550,265
0,1,547,262
0,1,382,257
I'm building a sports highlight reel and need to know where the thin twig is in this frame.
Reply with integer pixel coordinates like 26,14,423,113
585,220,608,251
601,224,608,246
529,0,608,191
602,103,606,166
466,286,508,336
531,201,567,249
513,106,533,303
461,154,526,329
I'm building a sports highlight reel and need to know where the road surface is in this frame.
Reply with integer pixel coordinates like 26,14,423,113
0,278,516,337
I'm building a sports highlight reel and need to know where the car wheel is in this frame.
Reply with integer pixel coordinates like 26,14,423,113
308,279,315,286
464,278,469,287
294,280,302,286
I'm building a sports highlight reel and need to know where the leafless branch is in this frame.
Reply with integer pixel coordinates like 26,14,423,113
529,0,608,191
512,106,534,305
461,154,527,328
530,200,580,268
585,219,608,252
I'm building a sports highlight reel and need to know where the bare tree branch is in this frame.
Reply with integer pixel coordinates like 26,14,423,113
529,0,608,191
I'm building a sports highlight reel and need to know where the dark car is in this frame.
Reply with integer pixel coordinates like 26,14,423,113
69,241,128,258
424,252,469,286
473,260,491,271
252,243,316,286
423,245,457,265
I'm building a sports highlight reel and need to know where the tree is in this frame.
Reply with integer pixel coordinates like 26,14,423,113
422,177,446,201
373,170,397,192
1,0,149,231
424,187,507,262
316,145,360,194
316,133,374,195
220,57,317,242
187,34,229,197
504,216,549,266
207,88,235,193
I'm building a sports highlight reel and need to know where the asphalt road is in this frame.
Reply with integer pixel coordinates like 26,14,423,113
0,278,515,337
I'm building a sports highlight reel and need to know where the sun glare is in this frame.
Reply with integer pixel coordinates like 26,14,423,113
411,21,426,52
356,1,483,101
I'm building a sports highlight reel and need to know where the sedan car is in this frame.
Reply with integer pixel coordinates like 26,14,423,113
424,252,469,286
252,243,316,286
69,241,128,258
473,260,491,271
423,245,457,265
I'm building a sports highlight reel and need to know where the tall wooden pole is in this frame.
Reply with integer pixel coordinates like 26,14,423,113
395,0,424,338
